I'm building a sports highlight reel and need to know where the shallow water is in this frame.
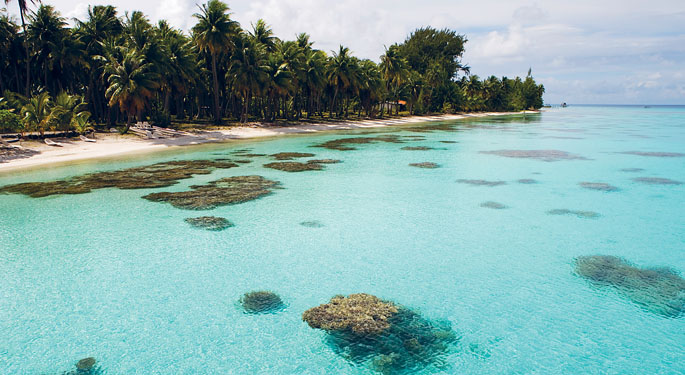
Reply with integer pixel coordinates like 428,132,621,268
1,106,684,374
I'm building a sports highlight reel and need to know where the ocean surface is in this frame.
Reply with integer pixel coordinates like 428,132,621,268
1,106,684,374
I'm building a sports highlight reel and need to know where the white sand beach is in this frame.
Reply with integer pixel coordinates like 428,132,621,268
0,112,530,173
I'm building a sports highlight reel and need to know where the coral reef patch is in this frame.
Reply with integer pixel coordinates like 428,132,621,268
401,146,434,151
579,182,620,192
480,201,508,209
300,221,325,228
184,216,234,231
479,149,588,162
457,179,506,187
574,255,685,318
618,151,685,158
632,177,683,185
313,135,406,151
142,175,281,210
0,160,238,198
270,152,315,160
302,294,458,374
409,162,440,169
547,209,600,219
517,179,538,184
240,291,285,314
264,161,323,172
620,168,644,173
308,159,341,164
60,357,100,375
76,358,96,371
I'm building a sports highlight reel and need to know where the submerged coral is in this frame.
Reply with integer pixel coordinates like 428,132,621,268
479,149,588,162
300,220,325,228
185,216,234,231
240,291,285,314
439,141,458,144
265,159,340,172
517,179,538,184
307,159,341,164
620,168,645,173
313,135,405,151
60,357,100,375
632,177,683,185
303,294,398,335
303,294,458,374
457,179,506,187
142,175,281,210
574,255,685,318
480,201,508,209
270,152,315,160
0,160,238,198
619,151,685,158
264,161,324,172
547,209,600,219
76,358,96,370
239,153,267,158
401,146,434,151
579,182,620,192
405,122,460,133
409,162,440,169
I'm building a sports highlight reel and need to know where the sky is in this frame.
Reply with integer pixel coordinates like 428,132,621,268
5,0,685,104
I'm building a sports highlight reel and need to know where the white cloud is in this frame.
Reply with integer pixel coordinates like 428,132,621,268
155,0,194,31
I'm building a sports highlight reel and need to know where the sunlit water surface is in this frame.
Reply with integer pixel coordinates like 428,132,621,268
1,106,684,374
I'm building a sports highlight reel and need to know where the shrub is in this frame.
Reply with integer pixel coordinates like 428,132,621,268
0,109,22,134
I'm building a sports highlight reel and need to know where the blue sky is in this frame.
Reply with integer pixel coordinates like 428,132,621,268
6,0,685,104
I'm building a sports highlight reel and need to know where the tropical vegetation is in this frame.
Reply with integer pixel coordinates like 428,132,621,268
0,0,544,134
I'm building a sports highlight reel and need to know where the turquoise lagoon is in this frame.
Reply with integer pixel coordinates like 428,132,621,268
1,106,684,374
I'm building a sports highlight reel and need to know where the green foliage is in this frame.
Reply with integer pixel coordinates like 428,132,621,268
0,109,22,133
0,0,544,127
149,101,171,127
21,91,52,135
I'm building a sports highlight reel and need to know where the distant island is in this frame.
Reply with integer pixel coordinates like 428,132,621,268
0,0,544,135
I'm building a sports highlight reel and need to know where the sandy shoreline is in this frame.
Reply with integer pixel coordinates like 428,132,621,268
0,112,529,173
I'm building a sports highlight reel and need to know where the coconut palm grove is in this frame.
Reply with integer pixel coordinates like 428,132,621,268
0,0,544,133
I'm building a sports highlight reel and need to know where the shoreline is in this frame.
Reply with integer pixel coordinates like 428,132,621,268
0,112,533,174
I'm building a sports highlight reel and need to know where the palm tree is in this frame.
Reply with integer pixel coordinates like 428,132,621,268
0,12,20,93
249,19,276,52
192,0,239,124
264,52,293,121
27,4,67,92
357,59,383,117
74,5,122,123
104,47,160,128
302,48,326,118
4,0,38,95
5,0,40,96
380,44,409,115
51,91,87,134
327,46,354,117
72,110,93,135
228,35,268,122
157,21,198,118
21,90,51,136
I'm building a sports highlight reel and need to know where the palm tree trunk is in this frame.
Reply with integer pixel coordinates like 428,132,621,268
330,88,338,118
19,11,30,96
211,52,221,124
0,66,5,93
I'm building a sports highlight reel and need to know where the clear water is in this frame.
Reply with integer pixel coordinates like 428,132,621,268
1,106,684,374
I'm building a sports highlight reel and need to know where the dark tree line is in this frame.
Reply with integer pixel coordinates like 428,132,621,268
0,0,544,135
